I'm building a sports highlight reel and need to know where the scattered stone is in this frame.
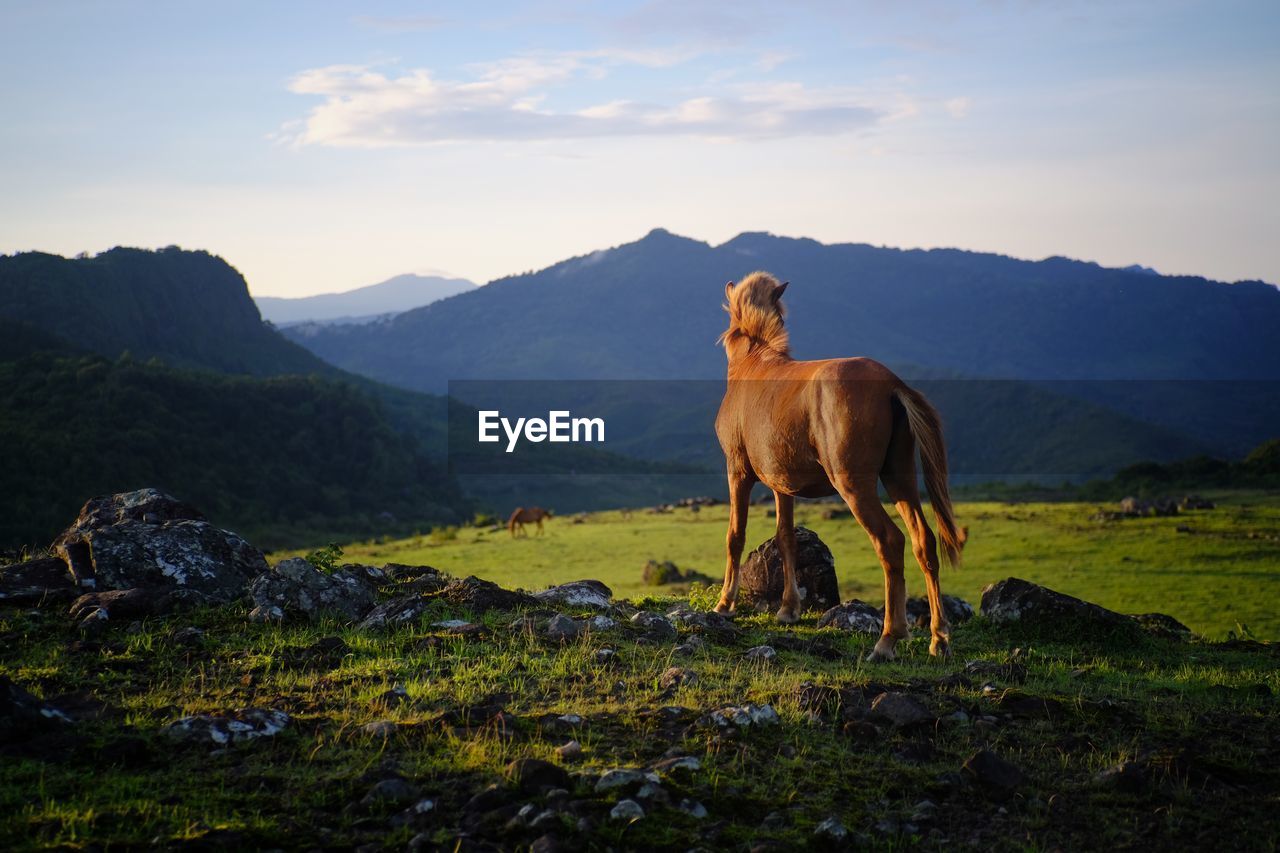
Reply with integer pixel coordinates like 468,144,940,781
610,799,644,821
674,636,708,656
594,648,617,665
642,560,711,586
911,799,937,822
588,614,616,631
0,556,75,606
439,575,537,614
814,816,849,841
52,489,265,600
739,527,841,614
162,708,289,745
651,755,701,777
961,749,1024,791
1094,761,1149,793
664,605,739,640
817,600,883,634
980,578,1134,634
905,594,975,627
868,692,932,728
357,595,432,631
744,645,778,663
69,586,216,622
678,799,708,819
248,604,283,623
555,740,582,760
171,626,205,646
248,558,379,623
0,676,72,741
361,777,420,807
545,614,581,641
506,757,572,794
362,720,397,737
659,666,697,690
703,704,780,729
533,580,613,610
630,611,677,643
596,768,657,792
373,685,410,709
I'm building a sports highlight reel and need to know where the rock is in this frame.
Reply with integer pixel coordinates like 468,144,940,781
979,578,1133,633
588,614,616,631
357,594,433,630
868,692,932,728
1180,494,1215,510
817,600,883,633
439,575,537,613
610,799,644,821
361,777,420,807
68,586,216,622
961,749,1024,791
814,816,849,841
674,636,708,656
594,648,617,665
1094,761,1149,793
630,611,677,642
555,740,582,760
247,558,379,623
533,580,613,610
904,594,975,627
678,799,708,819
739,527,841,614
643,559,697,586
744,645,778,663
162,707,289,745
1130,612,1193,638
0,556,75,605
52,489,265,600
506,757,572,794
659,666,697,690
665,605,739,640
374,685,410,709
0,676,72,741
704,704,780,729
362,720,397,737
651,755,701,777
545,614,581,641
596,768,657,792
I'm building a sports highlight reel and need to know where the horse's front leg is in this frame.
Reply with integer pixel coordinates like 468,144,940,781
774,492,801,624
714,472,754,616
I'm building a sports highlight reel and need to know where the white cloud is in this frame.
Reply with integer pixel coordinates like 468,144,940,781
279,54,888,148
945,96,972,119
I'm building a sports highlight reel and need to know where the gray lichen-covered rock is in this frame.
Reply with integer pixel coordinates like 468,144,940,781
980,578,1131,632
248,558,379,622
739,527,841,614
1,676,73,742
439,576,537,614
162,707,290,745
905,594,975,627
702,703,780,729
817,600,884,634
52,489,265,601
533,580,613,610
357,594,432,630
0,556,76,605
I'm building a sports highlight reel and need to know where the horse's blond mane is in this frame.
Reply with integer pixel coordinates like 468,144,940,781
719,270,790,356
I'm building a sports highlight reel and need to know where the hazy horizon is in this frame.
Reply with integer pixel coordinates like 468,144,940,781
2,1,1277,298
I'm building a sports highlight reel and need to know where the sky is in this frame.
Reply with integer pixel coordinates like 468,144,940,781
1,0,1277,297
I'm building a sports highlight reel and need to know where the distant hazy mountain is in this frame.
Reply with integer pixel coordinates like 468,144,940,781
282,229,1280,461
255,273,476,325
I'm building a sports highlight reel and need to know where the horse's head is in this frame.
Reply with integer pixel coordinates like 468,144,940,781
719,271,790,361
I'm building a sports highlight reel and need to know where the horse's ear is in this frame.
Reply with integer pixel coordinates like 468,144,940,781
772,281,789,303
725,280,735,301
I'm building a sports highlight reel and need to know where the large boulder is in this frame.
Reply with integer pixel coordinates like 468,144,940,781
905,595,975,627
52,489,265,601
739,527,841,614
0,557,76,606
248,558,380,623
438,576,537,614
980,578,1131,632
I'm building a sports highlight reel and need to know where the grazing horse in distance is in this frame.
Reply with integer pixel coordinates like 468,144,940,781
715,272,965,661
508,506,552,538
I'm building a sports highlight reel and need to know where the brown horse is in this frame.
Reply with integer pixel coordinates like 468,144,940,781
714,272,965,661
508,506,552,537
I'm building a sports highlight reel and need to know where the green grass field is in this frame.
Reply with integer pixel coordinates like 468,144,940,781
317,492,1280,640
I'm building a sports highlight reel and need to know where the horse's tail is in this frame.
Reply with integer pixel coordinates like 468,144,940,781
894,385,965,567
508,508,522,536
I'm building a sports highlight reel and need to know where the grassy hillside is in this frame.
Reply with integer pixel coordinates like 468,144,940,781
2,552,1276,849
303,494,1280,640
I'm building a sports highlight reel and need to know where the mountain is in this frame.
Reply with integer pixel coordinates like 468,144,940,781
282,229,1280,466
0,247,336,377
255,273,476,326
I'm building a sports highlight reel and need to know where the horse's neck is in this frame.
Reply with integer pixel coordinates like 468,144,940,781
727,349,793,379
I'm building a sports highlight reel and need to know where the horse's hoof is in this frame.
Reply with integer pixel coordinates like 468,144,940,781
930,637,952,658
775,606,800,625
866,649,895,663
712,603,736,617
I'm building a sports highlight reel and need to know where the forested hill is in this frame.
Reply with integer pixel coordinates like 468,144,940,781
286,229,1280,387
0,247,333,377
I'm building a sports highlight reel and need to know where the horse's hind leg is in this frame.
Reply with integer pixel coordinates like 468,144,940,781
882,432,951,657
714,472,755,616
773,491,801,624
836,477,908,662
